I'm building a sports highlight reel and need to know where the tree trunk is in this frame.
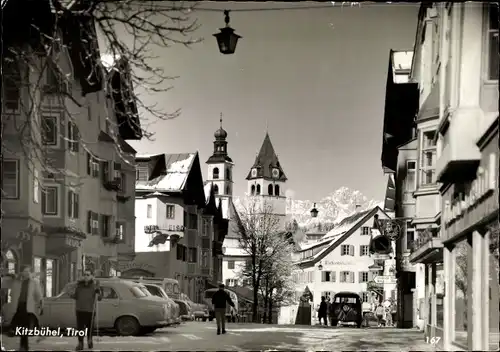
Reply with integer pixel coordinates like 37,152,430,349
268,290,274,324
262,277,270,324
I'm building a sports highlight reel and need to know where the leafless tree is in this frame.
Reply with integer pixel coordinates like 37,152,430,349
1,0,201,196
233,197,293,323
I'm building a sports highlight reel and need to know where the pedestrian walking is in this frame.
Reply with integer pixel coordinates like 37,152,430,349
375,303,384,327
318,296,327,326
4,265,43,351
211,283,236,335
384,305,392,327
326,296,334,326
70,269,101,351
390,300,397,327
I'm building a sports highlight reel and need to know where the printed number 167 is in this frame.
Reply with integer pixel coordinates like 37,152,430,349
426,337,441,345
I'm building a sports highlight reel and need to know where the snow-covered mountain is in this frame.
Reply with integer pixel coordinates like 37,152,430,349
286,187,383,231
233,186,383,232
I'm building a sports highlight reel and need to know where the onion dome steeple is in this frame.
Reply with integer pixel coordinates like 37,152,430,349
206,113,232,163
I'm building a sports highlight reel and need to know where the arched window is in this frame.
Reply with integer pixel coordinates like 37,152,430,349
213,167,219,179
226,168,231,180
251,185,255,195
275,185,280,196
256,184,261,195
213,184,219,195
268,184,273,196
226,186,230,195
5,250,17,274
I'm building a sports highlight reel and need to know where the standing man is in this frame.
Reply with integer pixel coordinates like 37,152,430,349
211,283,235,335
325,296,333,326
70,269,101,351
317,296,327,326
6,265,43,351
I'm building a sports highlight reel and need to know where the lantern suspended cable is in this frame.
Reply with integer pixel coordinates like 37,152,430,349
213,10,241,55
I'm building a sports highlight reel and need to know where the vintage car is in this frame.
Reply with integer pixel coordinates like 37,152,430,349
141,283,181,325
330,291,363,328
204,288,239,322
173,299,194,321
3,277,172,336
179,293,209,321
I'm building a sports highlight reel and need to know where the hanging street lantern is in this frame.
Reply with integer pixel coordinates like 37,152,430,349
317,262,323,271
310,203,319,218
213,10,242,55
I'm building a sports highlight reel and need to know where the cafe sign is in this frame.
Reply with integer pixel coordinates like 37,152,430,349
443,153,497,225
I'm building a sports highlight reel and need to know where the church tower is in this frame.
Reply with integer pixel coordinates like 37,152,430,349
246,132,288,224
206,114,234,200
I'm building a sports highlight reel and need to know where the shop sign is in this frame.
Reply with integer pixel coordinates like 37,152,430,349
443,153,497,225
144,224,185,233
118,262,155,272
323,260,354,266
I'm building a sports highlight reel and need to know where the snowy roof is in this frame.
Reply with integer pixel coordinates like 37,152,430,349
136,153,197,192
204,183,212,204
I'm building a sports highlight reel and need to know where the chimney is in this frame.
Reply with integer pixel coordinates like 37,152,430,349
355,204,361,213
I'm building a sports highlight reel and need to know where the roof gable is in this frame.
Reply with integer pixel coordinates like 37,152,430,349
295,206,390,267
136,152,197,193
246,133,287,181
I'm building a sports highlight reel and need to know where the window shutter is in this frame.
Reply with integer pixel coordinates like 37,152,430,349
351,272,355,283
225,279,230,286
68,192,72,217
332,271,336,282
87,153,91,175
358,272,362,283
75,194,79,219
341,246,345,256
87,211,92,233
321,271,325,282
41,192,46,214
350,245,355,256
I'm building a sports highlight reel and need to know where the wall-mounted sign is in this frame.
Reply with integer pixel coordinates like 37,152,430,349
118,262,155,272
443,152,497,225
323,261,354,266
144,225,159,234
144,225,185,234
166,225,185,232
65,237,82,248
374,276,397,284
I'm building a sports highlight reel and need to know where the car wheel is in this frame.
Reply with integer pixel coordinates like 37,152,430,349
115,316,141,336
202,318,207,322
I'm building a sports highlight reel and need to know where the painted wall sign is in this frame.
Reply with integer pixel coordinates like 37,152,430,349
323,260,354,266
443,152,497,225
118,262,155,272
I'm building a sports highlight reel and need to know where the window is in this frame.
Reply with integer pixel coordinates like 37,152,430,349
226,168,231,180
67,122,79,152
42,186,58,215
213,185,219,195
87,211,99,234
251,185,255,195
87,153,99,178
136,165,149,181
487,4,499,80
341,245,354,256
213,167,219,179
202,219,210,237
46,259,54,297
3,60,21,110
189,214,198,230
225,279,237,287
420,131,437,186
42,115,58,145
100,214,111,237
147,204,152,218
406,226,415,252
101,161,110,182
360,245,370,256
119,172,126,192
404,161,417,202
166,205,175,219
5,250,17,274
228,260,235,269
340,271,355,283
361,227,371,236
176,244,187,261
67,190,79,219
2,159,20,199
361,292,370,303
188,248,197,263
256,184,261,195
359,272,369,283
101,287,119,299
115,222,124,241
202,250,209,268
321,271,336,282
268,184,273,196
275,185,280,196
33,169,39,203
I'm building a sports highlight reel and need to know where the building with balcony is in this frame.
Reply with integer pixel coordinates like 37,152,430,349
379,49,422,329
1,0,140,296
130,152,213,303
290,206,396,323
424,3,498,351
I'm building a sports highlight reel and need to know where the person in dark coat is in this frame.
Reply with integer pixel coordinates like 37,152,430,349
70,269,102,351
211,283,235,335
318,296,327,325
3,265,43,351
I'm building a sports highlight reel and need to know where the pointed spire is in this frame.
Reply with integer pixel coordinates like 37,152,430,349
246,132,287,181
265,119,269,134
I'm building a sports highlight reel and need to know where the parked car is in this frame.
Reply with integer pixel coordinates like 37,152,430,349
204,288,239,322
141,283,181,325
173,299,194,321
330,291,363,328
2,277,172,336
179,293,209,321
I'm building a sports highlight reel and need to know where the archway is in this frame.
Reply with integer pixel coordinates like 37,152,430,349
120,268,155,278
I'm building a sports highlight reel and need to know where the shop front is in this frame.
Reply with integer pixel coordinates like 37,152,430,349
440,121,499,351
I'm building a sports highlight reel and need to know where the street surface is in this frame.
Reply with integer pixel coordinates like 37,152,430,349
2,321,435,351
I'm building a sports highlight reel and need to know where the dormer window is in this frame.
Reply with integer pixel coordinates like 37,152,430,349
251,168,257,178
272,168,279,178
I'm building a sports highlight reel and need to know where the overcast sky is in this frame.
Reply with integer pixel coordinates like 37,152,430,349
128,2,419,202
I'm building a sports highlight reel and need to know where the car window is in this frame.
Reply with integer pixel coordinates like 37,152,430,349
146,285,162,297
172,283,180,294
130,286,147,298
335,296,357,304
101,286,118,299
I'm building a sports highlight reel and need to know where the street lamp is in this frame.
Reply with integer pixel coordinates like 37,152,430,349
213,10,242,55
317,262,323,271
310,203,319,218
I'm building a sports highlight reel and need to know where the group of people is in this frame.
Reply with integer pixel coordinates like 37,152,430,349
317,296,336,326
1,266,101,351
374,300,397,327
